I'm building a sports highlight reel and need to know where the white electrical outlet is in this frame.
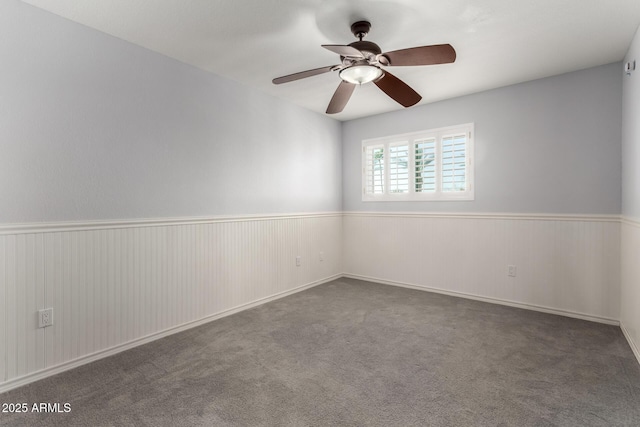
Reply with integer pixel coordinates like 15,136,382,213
508,265,517,277
319,251,324,262
296,256,301,267
38,308,54,328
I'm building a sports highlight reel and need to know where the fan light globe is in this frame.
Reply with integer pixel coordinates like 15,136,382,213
339,65,383,85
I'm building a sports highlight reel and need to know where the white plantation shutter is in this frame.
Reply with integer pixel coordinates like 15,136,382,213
364,145,385,195
389,143,409,193
441,133,467,192
362,123,473,201
414,138,436,193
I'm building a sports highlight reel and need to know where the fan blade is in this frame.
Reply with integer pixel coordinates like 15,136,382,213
322,45,364,58
326,81,356,114
380,44,456,66
272,65,338,85
374,71,422,107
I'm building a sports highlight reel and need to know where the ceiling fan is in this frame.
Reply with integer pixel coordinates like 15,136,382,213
272,21,456,114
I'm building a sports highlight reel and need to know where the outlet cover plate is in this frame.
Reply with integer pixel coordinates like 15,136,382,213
38,308,53,328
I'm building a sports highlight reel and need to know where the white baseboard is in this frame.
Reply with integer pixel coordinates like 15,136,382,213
0,274,341,394
1,271,632,394
621,323,640,366
342,273,620,326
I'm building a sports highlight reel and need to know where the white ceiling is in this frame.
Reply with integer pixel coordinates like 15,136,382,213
20,0,640,121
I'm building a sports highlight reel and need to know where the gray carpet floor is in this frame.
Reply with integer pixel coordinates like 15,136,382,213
1,278,639,426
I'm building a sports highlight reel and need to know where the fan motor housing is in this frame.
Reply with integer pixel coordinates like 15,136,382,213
348,40,381,58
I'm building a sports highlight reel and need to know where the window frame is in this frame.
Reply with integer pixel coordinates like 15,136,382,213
362,123,474,202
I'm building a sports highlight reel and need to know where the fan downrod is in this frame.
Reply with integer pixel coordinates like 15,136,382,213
350,21,371,41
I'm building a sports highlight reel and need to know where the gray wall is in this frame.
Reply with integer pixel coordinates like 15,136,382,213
623,27,640,218
0,0,342,223
342,63,622,214
1,0,625,222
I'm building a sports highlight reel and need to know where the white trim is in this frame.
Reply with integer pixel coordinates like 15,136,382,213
0,273,342,394
621,322,640,366
343,273,620,326
343,211,621,222
0,270,633,393
362,123,475,144
0,212,342,235
621,215,640,228
0,212,621,236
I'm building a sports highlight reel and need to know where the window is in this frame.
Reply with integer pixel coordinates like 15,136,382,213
362,123,474,201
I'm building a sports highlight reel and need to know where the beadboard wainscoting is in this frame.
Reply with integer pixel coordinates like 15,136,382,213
343,212,621,325
0,213,342,392
621,217,640,365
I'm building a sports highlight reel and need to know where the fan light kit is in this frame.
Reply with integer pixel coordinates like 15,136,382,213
273,21,457,114
339,64,383,85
